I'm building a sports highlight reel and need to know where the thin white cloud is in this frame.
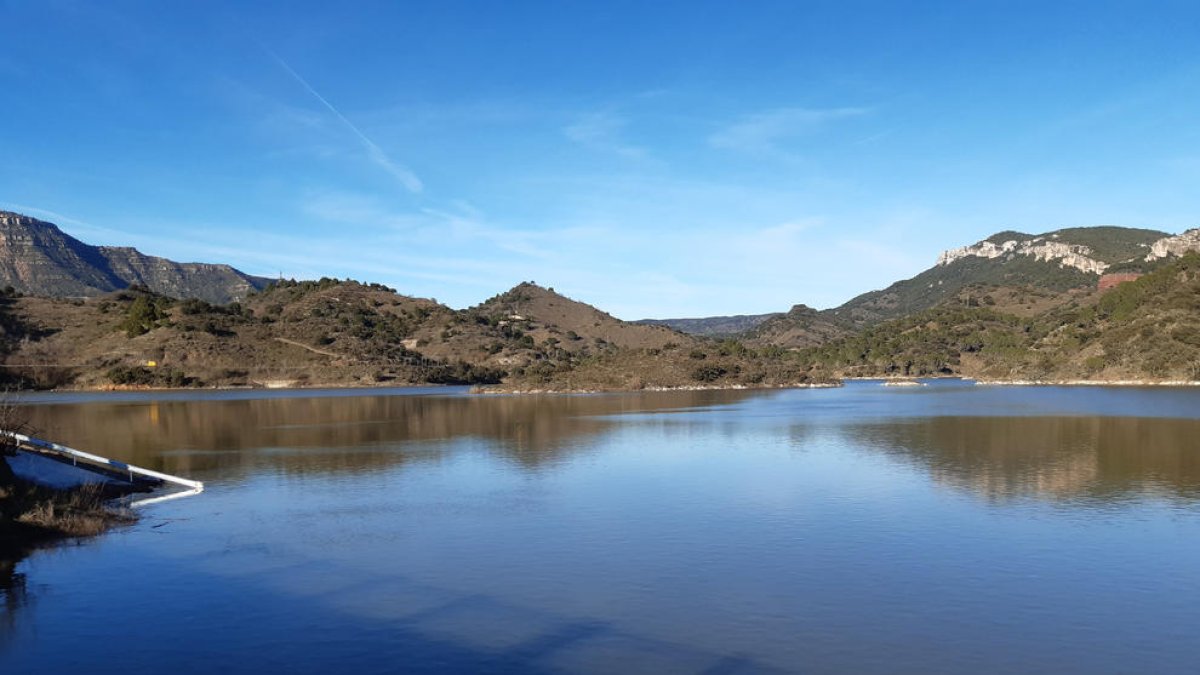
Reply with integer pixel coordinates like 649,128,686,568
563,111,646,159
301,191,393,225
301,191,558,261
267,50,424,193
710,106,868,155
756,219,821,239
853,129,893,146
1,203,87,227
0,203,137,243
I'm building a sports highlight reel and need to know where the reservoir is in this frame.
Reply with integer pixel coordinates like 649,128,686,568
2,380,1199,673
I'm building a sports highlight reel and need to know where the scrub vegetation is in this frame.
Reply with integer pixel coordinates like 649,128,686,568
795,254,1200,381
0,219,1198,391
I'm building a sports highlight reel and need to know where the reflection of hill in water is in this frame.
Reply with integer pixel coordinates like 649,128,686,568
24,390,758,480
846,416,1200,503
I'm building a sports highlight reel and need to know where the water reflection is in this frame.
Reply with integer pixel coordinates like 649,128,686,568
0,554,28,651
20,389,759,481
847,416,1200,503
6,388,1200,672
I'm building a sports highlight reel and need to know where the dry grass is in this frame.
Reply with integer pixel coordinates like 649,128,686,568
1,394,134,553
0,480,134,555
9,483,132,536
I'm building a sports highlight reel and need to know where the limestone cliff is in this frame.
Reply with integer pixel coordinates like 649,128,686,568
937,236,1109,275
0,211,269,303
1145,228,1200,261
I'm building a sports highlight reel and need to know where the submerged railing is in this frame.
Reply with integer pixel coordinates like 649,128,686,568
3,431,204,506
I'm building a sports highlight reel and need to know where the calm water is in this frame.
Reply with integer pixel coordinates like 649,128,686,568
3,381,1200,673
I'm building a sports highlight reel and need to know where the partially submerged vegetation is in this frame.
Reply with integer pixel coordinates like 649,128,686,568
0,400,134,557
0,480,134,557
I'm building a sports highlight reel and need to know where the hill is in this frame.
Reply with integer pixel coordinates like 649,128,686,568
789,253,1200,382
747,225,1187,348
3,214,1198,391
742,304,851,349
0,211,270,303
0,278,831,391
0,280,499,390
828,226,1170,328
469,282,686,348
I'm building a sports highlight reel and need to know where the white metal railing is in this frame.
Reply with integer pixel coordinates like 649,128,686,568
3,432,204,492
127,487,204,508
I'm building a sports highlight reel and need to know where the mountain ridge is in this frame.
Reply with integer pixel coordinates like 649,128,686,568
741,225,1196,346
3,210,1199,391
0,211,270,303
634,313,780,338
0,277,825,391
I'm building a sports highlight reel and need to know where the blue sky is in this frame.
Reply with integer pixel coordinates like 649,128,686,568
3,1,1199,318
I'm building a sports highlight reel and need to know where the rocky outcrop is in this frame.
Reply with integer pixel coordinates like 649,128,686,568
0,211,269,303
0,212,125,296
97,247,264,303
1145,229,1200,261
937,236,1109,274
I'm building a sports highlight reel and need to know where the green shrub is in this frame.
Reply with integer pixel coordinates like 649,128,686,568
691,365,727,382
119,295,172,337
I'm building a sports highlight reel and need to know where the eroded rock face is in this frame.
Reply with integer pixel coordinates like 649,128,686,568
0,212,122,296
937,237,1109,274
1098,273,1142,291
1145,229,1200,261
0,211,268,302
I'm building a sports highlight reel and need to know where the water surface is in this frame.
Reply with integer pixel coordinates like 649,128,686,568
3,381,1199,673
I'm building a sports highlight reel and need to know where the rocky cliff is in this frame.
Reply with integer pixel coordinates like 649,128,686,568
1145,228,1200,261
0,211,269,303
761,226,1170,335
936,236,1110,274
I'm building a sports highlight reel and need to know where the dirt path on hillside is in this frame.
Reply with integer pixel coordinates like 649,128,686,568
273,337,341,358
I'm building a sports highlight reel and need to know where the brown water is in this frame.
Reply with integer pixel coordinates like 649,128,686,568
2,381,1199,673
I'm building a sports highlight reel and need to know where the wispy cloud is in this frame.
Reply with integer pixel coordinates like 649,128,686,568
709,106,868,155
0,203,138,243
1,203,88,228
301,191,557,261
853,129,893,146
267,50,424,193
563,111,647,159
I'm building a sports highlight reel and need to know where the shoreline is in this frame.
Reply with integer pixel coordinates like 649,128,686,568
841,375,963,381
65,379,454,393
473,382,843,395
10,380,845,397
10,377,1200,397
974,379,1200,387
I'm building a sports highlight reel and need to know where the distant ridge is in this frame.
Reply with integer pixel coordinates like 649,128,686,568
747,225,1195,347
0,211,270,303
828,226,1173,327
1,213,1198,391
635,313,779,338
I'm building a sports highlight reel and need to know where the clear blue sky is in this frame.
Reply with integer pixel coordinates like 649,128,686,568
3,1,1198,318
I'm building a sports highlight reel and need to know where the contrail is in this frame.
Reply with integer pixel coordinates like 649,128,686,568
267,49,423,194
